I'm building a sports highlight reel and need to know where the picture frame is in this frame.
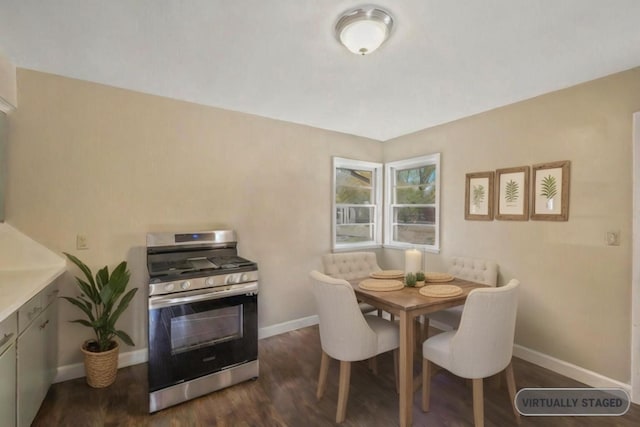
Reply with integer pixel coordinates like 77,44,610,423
531,160,570,221
495,166,530,221
464,171,494,221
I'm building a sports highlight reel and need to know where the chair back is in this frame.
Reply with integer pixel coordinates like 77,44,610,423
309,270,378,361
447,256,498,286
322,252,381,281
450,279,520,378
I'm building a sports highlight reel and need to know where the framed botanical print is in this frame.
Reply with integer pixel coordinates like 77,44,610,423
531,160,570,221
465,171,494,220
495,166,530,221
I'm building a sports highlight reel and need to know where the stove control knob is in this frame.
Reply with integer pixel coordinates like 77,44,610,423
241,273,248,282
205,277,215,287
181,281,191,290
165,283,175,292
225,275,233,285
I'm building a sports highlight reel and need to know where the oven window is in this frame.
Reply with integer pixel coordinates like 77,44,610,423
170,305,243,355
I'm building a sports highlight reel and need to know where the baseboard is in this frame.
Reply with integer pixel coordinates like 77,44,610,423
55,316,630,399
54,317,321,383
54,348,148,383
258,314,319,340
512,344,631,393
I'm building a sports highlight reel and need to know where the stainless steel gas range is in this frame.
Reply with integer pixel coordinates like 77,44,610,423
146,230,259,413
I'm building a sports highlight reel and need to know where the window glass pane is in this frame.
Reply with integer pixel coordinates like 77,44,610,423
394,206,435,225
336,187,372,204
336,168,372,204
336,168,372,187
336,206,372,224
396,164,436,204
393,224,436,245
385,153,440,251
396,164,436,186
336,224,373,243
333,158,382,250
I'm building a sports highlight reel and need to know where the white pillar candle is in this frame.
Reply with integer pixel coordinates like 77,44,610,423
404,249,422,275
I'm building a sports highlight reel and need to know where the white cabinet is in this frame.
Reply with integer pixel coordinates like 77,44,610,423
16,280,59,427
0,312,17,427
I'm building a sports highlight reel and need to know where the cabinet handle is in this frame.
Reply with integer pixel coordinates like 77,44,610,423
39,320,50,330
0,332,15,347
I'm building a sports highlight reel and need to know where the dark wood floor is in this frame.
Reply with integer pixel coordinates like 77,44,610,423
34,325,639,426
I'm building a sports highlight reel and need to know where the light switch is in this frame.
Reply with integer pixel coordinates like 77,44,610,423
76,234,89,250
606,231,620,246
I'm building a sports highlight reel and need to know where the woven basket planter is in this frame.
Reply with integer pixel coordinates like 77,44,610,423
81,340,119,388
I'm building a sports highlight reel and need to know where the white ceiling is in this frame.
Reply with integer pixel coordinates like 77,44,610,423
1,1,639,141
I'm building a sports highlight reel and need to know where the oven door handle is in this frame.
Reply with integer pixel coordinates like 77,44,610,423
148,282,258,309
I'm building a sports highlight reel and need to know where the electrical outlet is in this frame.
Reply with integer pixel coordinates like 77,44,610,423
76,234,89,250
606,231,620,246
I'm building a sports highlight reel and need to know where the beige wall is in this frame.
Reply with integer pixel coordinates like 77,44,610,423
383,67,640,382
5,69,382,367
6,66,640,383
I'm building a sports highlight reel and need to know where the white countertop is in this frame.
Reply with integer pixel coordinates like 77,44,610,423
0,223,67,322
0,266,66,322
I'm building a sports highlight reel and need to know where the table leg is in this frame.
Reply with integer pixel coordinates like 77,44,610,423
399,311,414,427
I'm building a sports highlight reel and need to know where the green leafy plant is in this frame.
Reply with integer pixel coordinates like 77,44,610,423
540,175,557,200
415,271,425,282
62,253,138,353
405,272,417,287
505,180,519,203
472,184,485,207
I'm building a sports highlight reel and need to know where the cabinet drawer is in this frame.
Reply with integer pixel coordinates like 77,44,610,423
18,293,44,334
42,280,60,308
18,280,60,334
0,312,17,355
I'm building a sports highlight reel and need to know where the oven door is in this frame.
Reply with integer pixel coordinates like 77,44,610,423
148,282,258,392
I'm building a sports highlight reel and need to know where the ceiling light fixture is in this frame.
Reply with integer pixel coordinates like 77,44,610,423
335,7,394,56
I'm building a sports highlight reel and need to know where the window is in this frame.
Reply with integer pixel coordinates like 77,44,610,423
385,154,440,252
332,157,382,250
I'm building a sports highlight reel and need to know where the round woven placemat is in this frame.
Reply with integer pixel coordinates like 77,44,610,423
369,270,404,279
359,279,404,291
425,272,454,282
419,284,463,298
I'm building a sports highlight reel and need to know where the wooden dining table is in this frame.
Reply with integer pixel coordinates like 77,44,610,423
348,277,489,427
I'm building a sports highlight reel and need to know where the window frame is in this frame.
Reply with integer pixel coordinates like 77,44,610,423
332,157,383,251
384,153,441,253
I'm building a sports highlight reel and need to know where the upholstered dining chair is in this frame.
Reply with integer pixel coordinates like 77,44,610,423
309,270,399,423
427,256,498,330
421,279,521,427
322,252,382,315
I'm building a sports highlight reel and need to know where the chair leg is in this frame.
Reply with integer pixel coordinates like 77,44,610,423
472,378,484,427
317,350,330,400
368,356,378,375
390,314,395,321
377,309,383,317
421,358,431,412
336,360,351,423
504,361,521,424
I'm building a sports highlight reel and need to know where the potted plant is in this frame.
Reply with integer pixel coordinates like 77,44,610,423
405,272,417,287
415,271,426,288
62,253,138,388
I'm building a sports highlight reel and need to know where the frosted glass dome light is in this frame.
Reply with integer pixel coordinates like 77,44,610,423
335,7,394,56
